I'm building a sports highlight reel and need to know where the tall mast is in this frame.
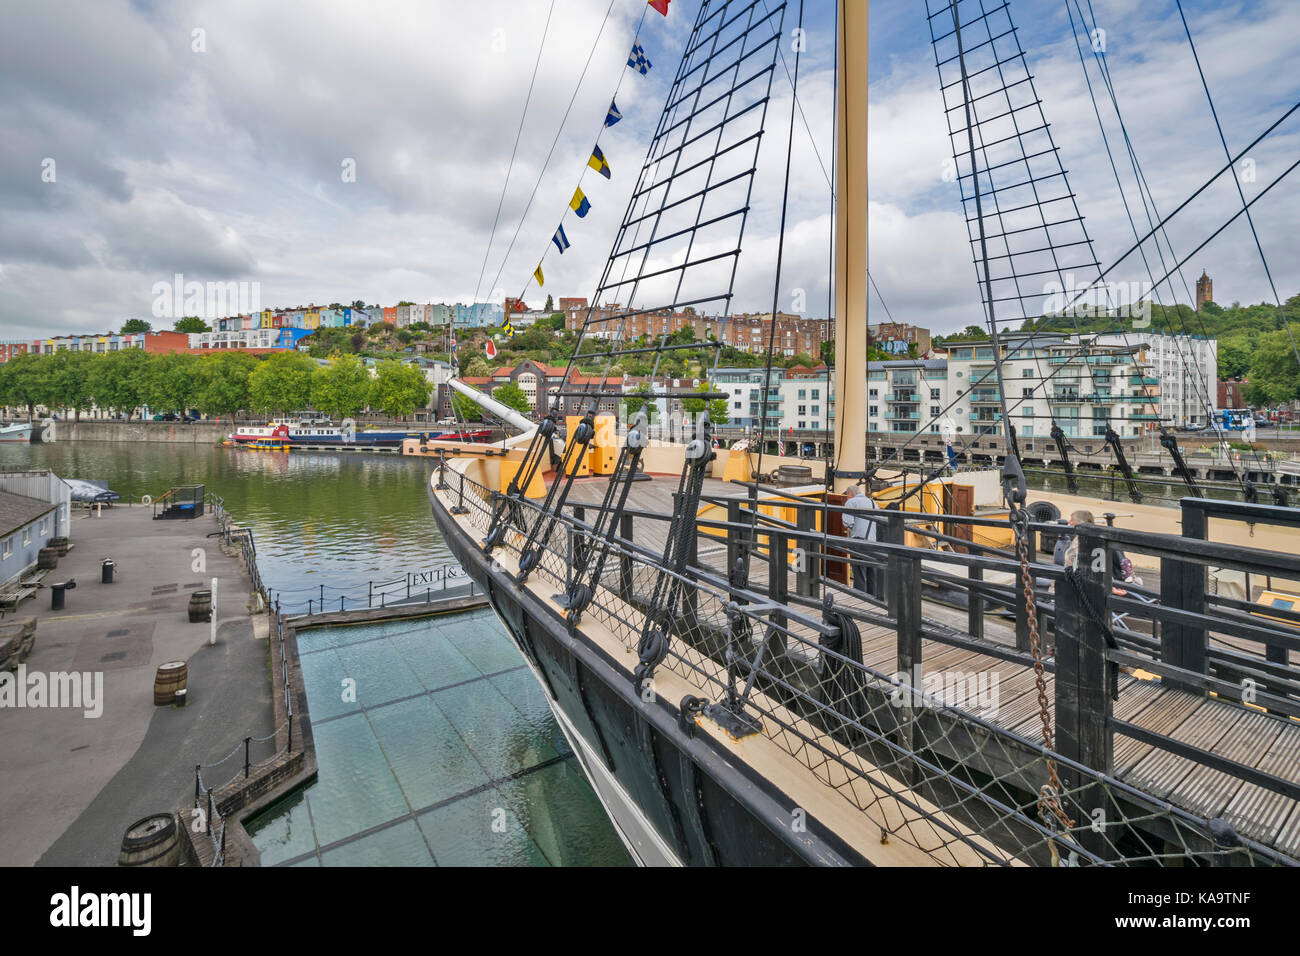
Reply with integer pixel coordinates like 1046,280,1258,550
832,0,868,492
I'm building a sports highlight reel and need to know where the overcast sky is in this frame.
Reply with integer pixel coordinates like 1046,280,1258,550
1,0,1297,341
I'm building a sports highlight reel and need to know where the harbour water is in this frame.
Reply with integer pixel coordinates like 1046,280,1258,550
0,441,630,866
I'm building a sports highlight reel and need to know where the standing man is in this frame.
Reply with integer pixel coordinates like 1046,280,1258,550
842,485,879,598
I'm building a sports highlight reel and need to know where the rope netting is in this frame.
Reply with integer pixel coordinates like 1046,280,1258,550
443,464,1300,866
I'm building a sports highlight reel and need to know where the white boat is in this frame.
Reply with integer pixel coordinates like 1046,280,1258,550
0,423,32,443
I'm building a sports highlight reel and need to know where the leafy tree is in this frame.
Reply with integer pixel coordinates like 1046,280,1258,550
120,318,152,334
0,353,50,419
195,351,258,418
789,351,815,368
458,348,487,374
452,389,483,421
544,294,554,312
352,300,366,310
463,357,491,378
48,351,98,421
350,332,365,352
1217,334,1253,381
141,352,203,413
623,383,656,422
1244,330,1300,406
491,382,532,414
173,316,211,333
249,351,317,415
312,353,372,419
369,360,431,419
682,396,730,425
86,348,152,418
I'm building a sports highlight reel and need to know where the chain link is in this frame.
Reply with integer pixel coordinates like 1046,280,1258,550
1012,513,1075,835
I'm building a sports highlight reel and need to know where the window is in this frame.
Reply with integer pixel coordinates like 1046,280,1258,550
930,388,940,400
22,527,30,546
869,389,878,398
797,421,806,429
797,405,806,415
1022,407,1034,418
811,389,820,399
797,389,806,400
1023,387,1034,398
869,405,878,417
733,401,742,409
1023,368,1034,377
931,406,940,416
811,405,819,416
39,519,47,537
1,538,10,559
1022,426,1034,437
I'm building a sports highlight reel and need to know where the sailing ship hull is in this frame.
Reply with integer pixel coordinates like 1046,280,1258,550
429,485,869,868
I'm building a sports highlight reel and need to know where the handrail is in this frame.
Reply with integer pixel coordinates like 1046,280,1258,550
436,464,1299,865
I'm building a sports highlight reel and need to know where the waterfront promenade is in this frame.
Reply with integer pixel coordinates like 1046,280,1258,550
0,504,273,866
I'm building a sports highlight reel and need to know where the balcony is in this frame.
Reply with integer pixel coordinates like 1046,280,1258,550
1130,376,1160,386
969,390,1001,404
886,411,921,421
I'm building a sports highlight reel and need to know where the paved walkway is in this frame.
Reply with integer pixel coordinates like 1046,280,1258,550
0,504,273,866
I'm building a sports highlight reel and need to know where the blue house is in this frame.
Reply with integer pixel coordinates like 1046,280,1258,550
0,487,64,588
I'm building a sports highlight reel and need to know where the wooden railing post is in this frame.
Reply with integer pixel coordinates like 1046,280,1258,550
1162,502,1208,693
1014,567,1032,653
1054,527,1114,860
967,563,984,641
618,513,634,602
726,499,743,586
674,494,698,627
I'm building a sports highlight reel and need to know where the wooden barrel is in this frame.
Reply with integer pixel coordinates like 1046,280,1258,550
188,589,212,623
153,661,188,705
118,813,180,867
37,547,59,570
49,536,69,556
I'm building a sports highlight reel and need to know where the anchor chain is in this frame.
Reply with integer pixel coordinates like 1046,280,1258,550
1005,457,1075,836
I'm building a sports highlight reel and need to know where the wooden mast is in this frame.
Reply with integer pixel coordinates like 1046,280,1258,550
832,0,868,493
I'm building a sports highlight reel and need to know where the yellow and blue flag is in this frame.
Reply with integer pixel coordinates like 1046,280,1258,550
588,145,611,180
569,189,590,218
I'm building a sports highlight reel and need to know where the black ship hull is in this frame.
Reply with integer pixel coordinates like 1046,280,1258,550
430,486,870,866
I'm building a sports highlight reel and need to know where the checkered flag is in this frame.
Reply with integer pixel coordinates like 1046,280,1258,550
628,42,652,75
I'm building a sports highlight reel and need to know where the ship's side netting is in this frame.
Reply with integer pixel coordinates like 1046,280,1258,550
446,465,1298,866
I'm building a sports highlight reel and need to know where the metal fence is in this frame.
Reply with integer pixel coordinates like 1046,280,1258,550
267,564,475,617
443,463,1300,866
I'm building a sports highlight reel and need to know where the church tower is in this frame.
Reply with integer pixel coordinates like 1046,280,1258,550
1196,270,1213,311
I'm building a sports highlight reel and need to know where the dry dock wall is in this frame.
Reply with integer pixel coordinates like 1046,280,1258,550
46,421,229,444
